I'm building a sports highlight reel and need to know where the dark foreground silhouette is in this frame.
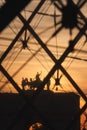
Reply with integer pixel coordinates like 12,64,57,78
0,91,80,130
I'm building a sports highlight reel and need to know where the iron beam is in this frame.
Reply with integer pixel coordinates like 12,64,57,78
0,0,31,32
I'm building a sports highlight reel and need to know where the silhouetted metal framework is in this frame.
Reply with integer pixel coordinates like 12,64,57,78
0,0,31,32
0,0,87,130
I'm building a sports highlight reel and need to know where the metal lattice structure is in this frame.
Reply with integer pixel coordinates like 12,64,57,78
0,0,87,130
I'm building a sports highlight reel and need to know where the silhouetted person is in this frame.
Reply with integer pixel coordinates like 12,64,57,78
21,77,25,90
21,77,28,90
36,72,41,81
25,77,28,83
30,78,33,82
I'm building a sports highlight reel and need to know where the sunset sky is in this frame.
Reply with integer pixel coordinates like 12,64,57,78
0,0,87,99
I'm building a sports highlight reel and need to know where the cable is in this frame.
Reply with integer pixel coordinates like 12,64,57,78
0,47,22,84
64,39,87,72
26,1,53,72
6,48,22,71
27,46,49,73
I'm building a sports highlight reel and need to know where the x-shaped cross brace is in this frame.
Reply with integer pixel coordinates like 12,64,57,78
0,0,87,129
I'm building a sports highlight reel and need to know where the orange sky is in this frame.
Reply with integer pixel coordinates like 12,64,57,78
0,1,87,129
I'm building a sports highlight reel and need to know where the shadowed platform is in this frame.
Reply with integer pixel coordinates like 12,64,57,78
0,91,80,130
